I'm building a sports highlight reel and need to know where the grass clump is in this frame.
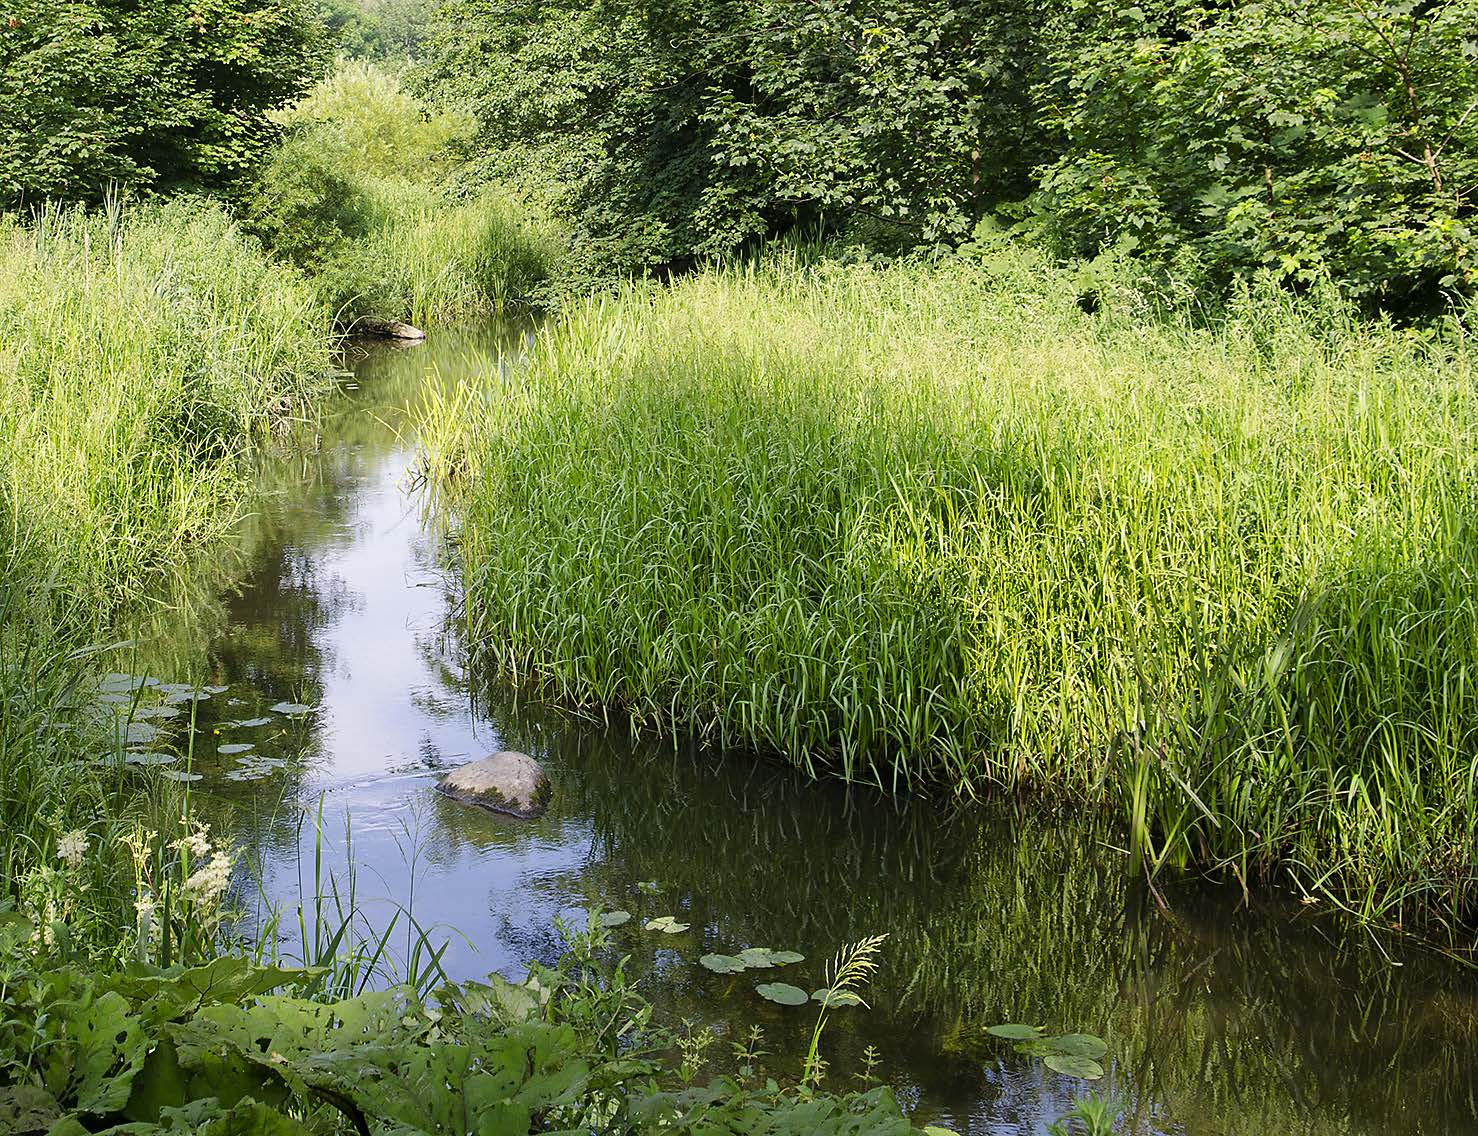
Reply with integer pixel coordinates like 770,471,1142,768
245,61,563,325
0,198,330,965
424,248,1478,932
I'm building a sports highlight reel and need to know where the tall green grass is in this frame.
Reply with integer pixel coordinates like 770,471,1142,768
424,248,1478,932
0,199,330,961
246,61,564,325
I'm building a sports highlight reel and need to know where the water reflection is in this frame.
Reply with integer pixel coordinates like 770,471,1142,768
126,324,1478,1136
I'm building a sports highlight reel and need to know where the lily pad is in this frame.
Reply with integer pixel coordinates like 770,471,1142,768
218,743,255,755
97,674,157,694
755,982,809,1006
95,692,133,704
986,1023,1044,1041
108,721,159,748
132,705,182,720
644,916,689,934
124,752,178,766
163,690,209,705
700,954,747,974
1037,1034,1107,1060
269,702,314,715
158,770,203,782
1043,1054,1105,1080
811,987,864,1007
202,685,229,694
736,947,802,968
597,911,631,927
228,717,274,729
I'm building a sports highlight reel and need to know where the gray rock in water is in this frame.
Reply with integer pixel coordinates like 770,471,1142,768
437,751,551,819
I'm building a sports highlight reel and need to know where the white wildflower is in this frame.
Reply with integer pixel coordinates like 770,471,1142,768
173,824,212,859
56,830,88,870
185,849,233,907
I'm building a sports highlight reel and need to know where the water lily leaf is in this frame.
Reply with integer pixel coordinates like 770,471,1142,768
700,954,746,974
133,705,182,720
203,685,229,694
164,690,209,705
1043,1054,1104,1079
755,982,809,1006
597,911,631,927
98,673,157,694
229,717,275,729
218,743,255,755
769,950,804,965
811,987,863,1007
125,752,178,766
736,947,801,968
269,702,314,715
644,916,689,933
111,721,160,747
1039,1033,1107,1059
159,770,203,782
986,1023,1043,1041
96,692,133,704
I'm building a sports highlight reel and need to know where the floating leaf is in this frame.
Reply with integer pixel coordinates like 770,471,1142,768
163,690,209,705
644,916,689,934
97,674,156,694
597,911,631,927
95,692,132,704
736,947,801,968
203,685,229,694
986,1023,1043,1041
229,717,275,729
132,705,182,720
124,752,177,766
159,770,202,782
700,954,746,974
811,987,863,1007
755,982,809,1006
1043,1054,1104,1080
270,702,314,715
218,743,255,755
1038,1034,1107,1060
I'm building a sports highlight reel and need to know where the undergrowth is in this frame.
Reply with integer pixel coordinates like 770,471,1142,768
423,246,1478,935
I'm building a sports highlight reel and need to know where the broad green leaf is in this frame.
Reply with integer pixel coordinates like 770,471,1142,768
755,982,809,1006
699,954,746,974
268,703,313,715
644,916,689,933
597,910,631,927
985,1023,1042,1041
1038,1033,1106,1059
1043,1054,1104,1079
217,744,254,755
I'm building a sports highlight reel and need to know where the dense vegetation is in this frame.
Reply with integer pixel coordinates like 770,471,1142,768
0,0,326,206
243,62,561,325
418,0,1478,312
423,248,1478,931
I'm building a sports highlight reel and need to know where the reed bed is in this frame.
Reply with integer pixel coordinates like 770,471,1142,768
424,248,1478,931
0,200,330,959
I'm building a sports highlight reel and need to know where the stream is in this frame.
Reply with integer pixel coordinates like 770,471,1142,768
120,321,1478,1135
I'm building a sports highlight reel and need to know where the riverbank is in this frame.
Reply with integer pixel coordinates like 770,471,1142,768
424,247,1478,935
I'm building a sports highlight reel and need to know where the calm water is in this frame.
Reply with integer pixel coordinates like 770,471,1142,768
123,323,1478,1135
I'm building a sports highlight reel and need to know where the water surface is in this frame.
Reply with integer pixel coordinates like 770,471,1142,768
125,323,1478,1135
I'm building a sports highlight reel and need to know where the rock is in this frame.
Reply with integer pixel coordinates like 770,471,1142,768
353,317,427,341
437,751,551,819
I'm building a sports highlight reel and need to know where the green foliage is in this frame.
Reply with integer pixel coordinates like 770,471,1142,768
418,0,1477,308
1031,0,1478,314
244,62,561,322
0,0,328,207
423,250,1478,930
0,916,932,1136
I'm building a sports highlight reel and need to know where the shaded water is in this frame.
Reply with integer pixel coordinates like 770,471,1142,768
124,323,1478,1135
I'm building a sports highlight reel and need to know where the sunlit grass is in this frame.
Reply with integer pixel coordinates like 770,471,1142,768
0,199,330,962
424,246,1478,932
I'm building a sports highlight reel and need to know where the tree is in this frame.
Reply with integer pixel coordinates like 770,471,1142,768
0,0,328,208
